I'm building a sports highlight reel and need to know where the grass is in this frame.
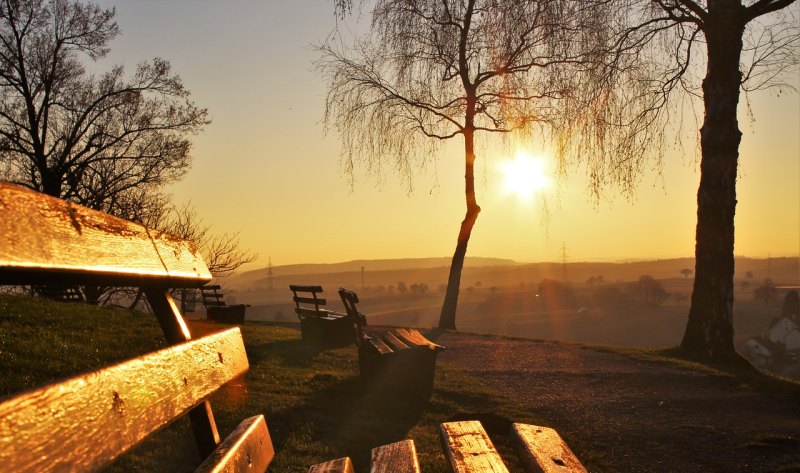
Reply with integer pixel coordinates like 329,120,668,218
0,294,530,472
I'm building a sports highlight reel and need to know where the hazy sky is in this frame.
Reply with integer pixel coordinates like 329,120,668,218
94,0,800,269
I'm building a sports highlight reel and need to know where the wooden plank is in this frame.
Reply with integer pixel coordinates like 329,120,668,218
0,182,211,287
396,328,445,350
382,331,410,351
309,457,355,473
195,415,274,473
296,307,334,318
0,328,248,473
202,285,223,290
366,335,394,355
294,296,327,305
440,421,510,473
512,423,587,473
371,439,420,473
289,284,323,292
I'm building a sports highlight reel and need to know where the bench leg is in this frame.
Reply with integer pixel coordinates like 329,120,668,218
146,288,221,456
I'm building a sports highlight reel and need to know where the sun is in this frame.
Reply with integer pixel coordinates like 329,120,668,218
499,151,549,201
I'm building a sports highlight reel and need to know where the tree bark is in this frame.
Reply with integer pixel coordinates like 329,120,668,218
439,128,480,330
681,4,746,360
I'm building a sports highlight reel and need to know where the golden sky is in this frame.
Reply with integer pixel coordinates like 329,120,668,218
96,1,799,269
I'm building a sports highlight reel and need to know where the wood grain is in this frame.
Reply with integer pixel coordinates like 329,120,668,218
371,439,421,473
0,182,211,286
308,457,355,473
195,415,274,473
512,423,587,473
395,328,445,351
0,328,248,472
382,331,410,351
440,421,510,473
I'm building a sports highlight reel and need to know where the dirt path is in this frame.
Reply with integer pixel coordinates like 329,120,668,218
435,332,800,473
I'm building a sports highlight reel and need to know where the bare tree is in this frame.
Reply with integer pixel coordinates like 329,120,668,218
319,0,608,329
582,0,798,359
159,203,257,278
0,0,209,219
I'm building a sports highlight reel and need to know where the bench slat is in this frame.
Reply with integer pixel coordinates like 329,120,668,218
202,285,223,290
394,328,444,350
0,182,211,287
195,415,274,473
293,296,327,305
440,421,510,473
0,327,248,473
382,331,410,351
512,423,587,473
366,335,395,355
371,439,421,473
296,307,335,318
309,457,355,473
289,284,323,293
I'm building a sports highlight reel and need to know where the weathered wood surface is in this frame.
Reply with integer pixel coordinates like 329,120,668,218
395,328,445,351
371,439,421,473
366,336,394,355
0,182,211,286
308,457,355,473
0,328,248,472
381,331,410,351
512,423,587,473
195,415,274,473
440,421,510,473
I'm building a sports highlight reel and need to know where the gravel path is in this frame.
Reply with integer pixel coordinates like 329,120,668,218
435,332,800,473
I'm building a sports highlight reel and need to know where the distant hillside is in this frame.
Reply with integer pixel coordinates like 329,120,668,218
229,257,517,285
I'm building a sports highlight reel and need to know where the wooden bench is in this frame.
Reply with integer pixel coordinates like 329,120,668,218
0,182,274,472
338,288,444,396
440,420,586,473
201,283,249,324
309,421,585,473
289,284,355,346
309,439,420,473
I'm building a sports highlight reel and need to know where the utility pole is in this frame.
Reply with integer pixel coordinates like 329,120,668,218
267,257,274,293
561,242,568,282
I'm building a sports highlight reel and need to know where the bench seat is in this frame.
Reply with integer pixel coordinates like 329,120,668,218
290,285,355,346
338,288,444,397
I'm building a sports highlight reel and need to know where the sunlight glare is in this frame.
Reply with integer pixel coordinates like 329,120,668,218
499,151,549,201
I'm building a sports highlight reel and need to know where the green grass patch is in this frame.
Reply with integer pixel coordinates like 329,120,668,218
0,295,529,472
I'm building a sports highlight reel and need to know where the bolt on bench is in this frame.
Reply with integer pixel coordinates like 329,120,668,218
338,288,445,397
0,182,274,472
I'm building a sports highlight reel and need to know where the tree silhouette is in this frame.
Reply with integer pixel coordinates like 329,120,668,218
680,268,693,279
0,0,208,220
319,0,609,329
580,0,799,360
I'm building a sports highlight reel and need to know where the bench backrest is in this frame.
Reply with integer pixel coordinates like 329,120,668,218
289,284,328,317
201,284,227,307
0,182,271,471
338,287,369,346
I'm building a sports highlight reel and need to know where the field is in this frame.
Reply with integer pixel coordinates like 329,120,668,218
2,294,799,472
224,273,787,349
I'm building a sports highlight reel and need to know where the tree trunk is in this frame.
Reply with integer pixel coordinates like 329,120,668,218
681,6,746,360
439,128,480,330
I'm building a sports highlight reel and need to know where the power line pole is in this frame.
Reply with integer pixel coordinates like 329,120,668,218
561,242,568,282
267,257,274,293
